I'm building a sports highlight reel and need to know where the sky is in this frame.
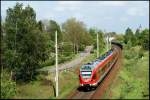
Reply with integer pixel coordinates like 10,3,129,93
1,1,149,34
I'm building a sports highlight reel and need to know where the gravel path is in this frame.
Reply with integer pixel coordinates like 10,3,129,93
38,52,91,73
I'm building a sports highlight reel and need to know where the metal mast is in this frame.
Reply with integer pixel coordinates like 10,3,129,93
97,31,99,58
55,31,58,97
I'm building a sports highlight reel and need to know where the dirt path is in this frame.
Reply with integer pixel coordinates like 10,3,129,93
38,52,91,73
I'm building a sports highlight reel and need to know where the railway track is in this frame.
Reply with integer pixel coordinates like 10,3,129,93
68,44,122,99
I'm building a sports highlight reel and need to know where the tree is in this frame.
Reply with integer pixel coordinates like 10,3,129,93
140,29,149,50
37,20,44,32
62,17,89,53
88,28,105,52
135,28,141,45
88,28,97,48
1,70,16,99
124,27,135,46
47,20,62,42
115,34,124,43
4,3,47,81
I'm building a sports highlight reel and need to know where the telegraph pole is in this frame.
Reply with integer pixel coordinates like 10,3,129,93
97,31,99,58
104,30,109,51
108,34,111,49
107,35,109,51
55,31,58,97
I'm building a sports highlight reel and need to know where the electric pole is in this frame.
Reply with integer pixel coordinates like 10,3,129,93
104,30,109,51
107,35,109,51
108,34,111,49
97,31,99,58
55,31,58,97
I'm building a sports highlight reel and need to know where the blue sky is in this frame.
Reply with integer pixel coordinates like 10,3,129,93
1,1,149,34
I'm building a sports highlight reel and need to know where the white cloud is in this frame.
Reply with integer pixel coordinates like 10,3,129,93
54,1,82,12
127,7,146,16
73,13,84,20
57,1,82,5
120,17,128,22
99,1,128,6
104,17,113,20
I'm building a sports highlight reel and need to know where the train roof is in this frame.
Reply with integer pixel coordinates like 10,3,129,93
80,49,113,71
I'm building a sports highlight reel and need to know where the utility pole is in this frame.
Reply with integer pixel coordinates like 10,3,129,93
97,31,99,58
107,35,109,51
104,30,109,51
55,31,58,97
108,34,111,49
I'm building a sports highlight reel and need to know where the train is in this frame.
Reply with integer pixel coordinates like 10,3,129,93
79,46,119,88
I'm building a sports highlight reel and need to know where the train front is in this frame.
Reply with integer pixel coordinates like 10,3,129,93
79,64,97,87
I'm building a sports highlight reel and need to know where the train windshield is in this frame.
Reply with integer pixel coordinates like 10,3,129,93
80,65,92,71
81,71,92,78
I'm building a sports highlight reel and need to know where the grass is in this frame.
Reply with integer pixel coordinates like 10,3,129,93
14,81,54,99
14,70,79,99
14,48,109,99
102,46,149,99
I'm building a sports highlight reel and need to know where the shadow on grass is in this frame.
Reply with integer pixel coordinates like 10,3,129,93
41,79,56,97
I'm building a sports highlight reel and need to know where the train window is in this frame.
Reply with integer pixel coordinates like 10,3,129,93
81,65,91,70
81,72,91,78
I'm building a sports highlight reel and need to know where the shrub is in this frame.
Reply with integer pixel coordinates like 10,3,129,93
1,70,16,99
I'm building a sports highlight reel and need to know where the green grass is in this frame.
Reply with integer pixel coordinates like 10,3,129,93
14,69,79,99
102,46,149,99
14,48,109,99
14,80,54,99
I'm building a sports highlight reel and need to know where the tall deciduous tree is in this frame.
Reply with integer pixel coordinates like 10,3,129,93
47,20,62,42
4,3,47,81
88,28,105,52
62,17,89,53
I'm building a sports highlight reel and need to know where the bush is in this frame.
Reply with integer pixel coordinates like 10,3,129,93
124,46,144,60
1,70,16,99
41,58,55,67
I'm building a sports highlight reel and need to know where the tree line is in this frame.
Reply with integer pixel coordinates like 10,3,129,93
1,2,149,99
116,27,149,50
1,3,106,82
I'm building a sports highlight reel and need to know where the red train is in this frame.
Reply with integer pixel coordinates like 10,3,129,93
79,47,119,88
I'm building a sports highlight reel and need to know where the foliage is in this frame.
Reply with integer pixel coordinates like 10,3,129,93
123,27,149,50
46,20,62,42
1,69,16,99
124,27,135,46
105,46,149,99
3,3,48,81
140,29,149,50
62,17,92,53
88,28,105,52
